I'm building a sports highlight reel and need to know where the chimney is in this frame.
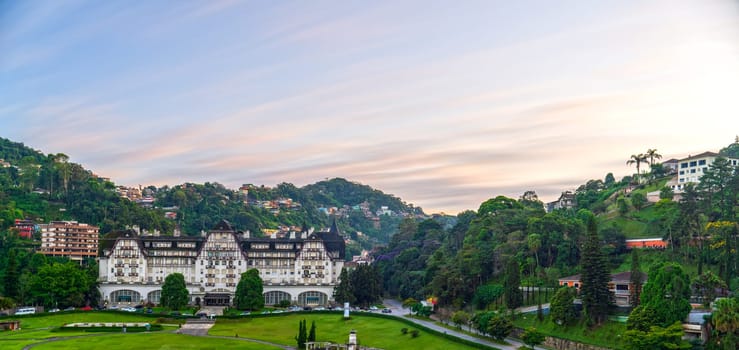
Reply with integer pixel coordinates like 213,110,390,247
243,230,250,239
290,232,295,239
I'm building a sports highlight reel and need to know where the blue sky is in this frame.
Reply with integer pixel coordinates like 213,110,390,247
2,0,738,213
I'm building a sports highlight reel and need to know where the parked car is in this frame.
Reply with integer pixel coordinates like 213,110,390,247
121,307,137,312
381,308,392,313
369,306,379,311
239,311,251,316
48,308,60,313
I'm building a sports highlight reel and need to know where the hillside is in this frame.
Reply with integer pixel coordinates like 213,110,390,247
0,137,422,254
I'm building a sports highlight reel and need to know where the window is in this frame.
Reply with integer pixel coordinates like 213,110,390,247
689,161,697,167
680,163,688,168
690,169,696,173
679,171,684,175
698,159,706,165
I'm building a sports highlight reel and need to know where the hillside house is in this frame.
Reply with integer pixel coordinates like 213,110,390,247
558,271,647,307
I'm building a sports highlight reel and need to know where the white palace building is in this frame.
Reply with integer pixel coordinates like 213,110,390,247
98,220,346,307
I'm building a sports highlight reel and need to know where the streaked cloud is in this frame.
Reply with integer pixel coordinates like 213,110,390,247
1,0,738,213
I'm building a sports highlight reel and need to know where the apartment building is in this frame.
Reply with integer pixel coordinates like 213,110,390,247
39,221,99,262
674,152,739,191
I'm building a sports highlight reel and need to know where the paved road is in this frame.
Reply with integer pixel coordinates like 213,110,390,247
383,299,545,350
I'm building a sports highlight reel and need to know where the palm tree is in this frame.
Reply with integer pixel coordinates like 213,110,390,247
712,298,739,340
626,154,647,183
645,149,662,166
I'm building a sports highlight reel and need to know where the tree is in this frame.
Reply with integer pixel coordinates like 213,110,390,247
333,268,355,305
487,315,513,341
27,262,96,308
452,310,470,330
627,154,648,183
0,296,15,310
627,305,658,332
617,196,629,216
350,264,382,307
692,271,726,308
402,297,418,310
623,322,691,350
161,273,189,310
710,298,739,349
645,149,662,167
3,249,19,299
631,192,647,210
295,319,307,349
705,221,737,287
629,249,642,308
659,186,674,200
579,214,612,325
549,287,577,325
521,327,546,349
308,320,316,342
472,283,504,309
640,262,691,327
503,259,523,310
234,269,264,310
604,173,616,186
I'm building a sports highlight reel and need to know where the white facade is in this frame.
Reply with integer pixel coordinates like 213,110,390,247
98,220,345,307
673,152,739,191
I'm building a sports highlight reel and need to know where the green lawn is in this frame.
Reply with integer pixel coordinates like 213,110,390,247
0,312,174,347
31,333,281,350
211,313,487,350
513,315,626,349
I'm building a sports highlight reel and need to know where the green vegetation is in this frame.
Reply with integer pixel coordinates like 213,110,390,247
234,269,263,310
513,316,626,349
32,333,281,350
210,313,489,350
160,273,189,310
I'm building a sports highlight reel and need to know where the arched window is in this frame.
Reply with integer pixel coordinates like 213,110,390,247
298,291,327,306
111,289,141,303
264,291,291,305
147,290,161,304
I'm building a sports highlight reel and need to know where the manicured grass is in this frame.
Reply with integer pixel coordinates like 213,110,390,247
0,312,172,343
513,315,626,349
211,313,486,350
32,333,282,350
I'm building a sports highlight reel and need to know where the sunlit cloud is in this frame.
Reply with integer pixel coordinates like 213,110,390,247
1,0,738,213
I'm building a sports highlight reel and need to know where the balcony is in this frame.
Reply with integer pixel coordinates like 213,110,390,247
205,274,216,278
114,264,124,267
226,283,236,287
205,282,215,287
129,264,139,268
226,274,236,278
114,273,125,277
129,273,139,277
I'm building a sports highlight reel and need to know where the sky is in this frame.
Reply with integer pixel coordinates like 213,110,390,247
1,0,739,214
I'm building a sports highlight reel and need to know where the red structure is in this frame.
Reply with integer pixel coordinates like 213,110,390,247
625,238,668,249
14,219,35,239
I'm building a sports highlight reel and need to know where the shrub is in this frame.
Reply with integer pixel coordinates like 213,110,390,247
401,327,408,335
410,329,419,338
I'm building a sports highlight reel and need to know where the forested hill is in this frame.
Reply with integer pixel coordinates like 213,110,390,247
0,137,422,252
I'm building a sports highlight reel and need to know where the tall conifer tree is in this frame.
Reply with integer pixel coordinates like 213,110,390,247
629,249,642,308
503,258,523,310
580,214,612,325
